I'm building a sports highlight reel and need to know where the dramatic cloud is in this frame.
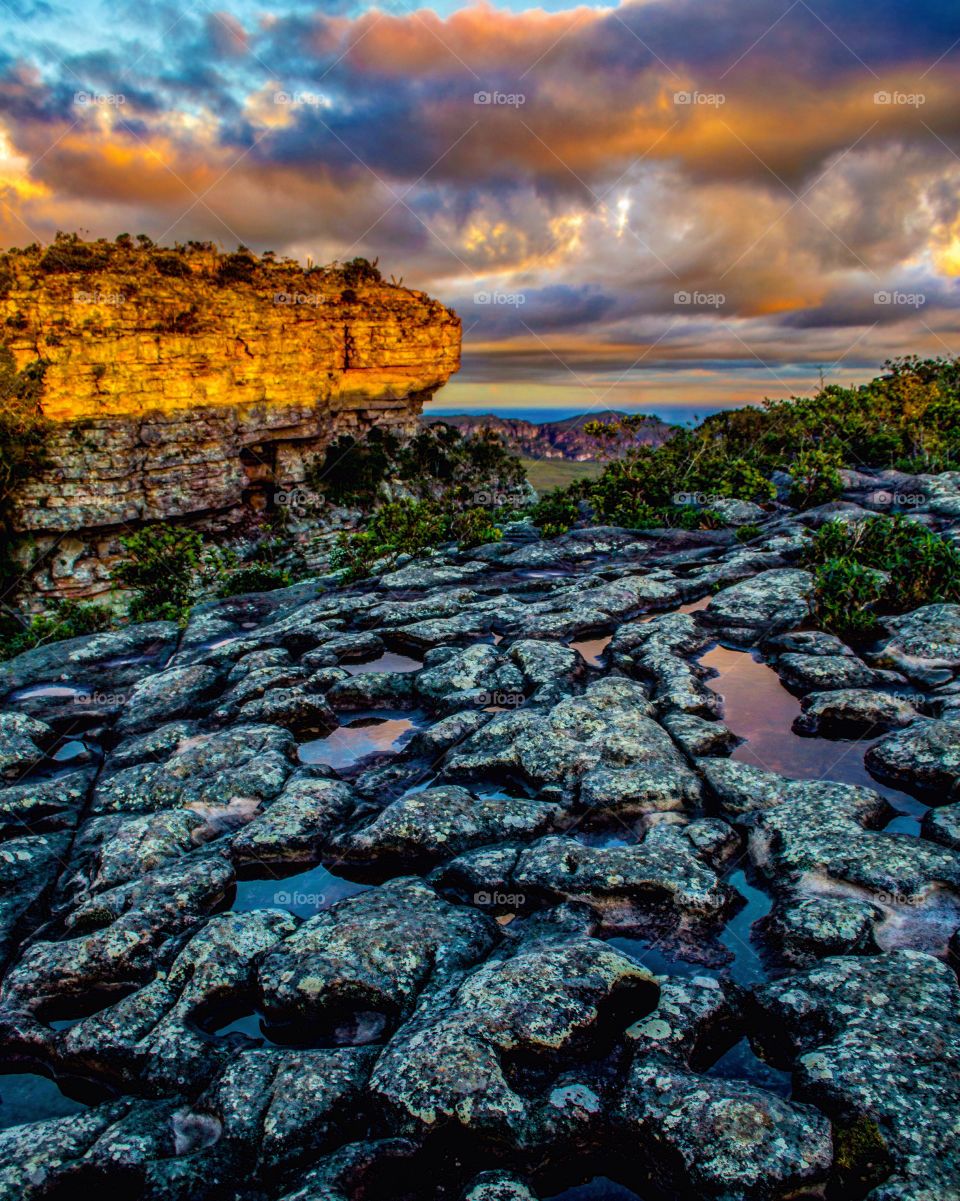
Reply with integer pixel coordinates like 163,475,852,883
1,0,959,412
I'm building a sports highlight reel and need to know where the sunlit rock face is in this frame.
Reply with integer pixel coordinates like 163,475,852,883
2,242,461,601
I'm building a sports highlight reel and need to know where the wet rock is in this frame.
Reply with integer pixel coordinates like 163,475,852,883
276,1138,421,1201
704,569,814,643
230,776,356,866
618,1057,832,1199
301,631,385,668
0,767,93,835
333,784,558,871
116,663,223,735
754,951,960,1199
0,620,178,697
1,854,234,1012
370,939,656,1145
766,629,855,657
661,711,739,757
198,1046,374,1179
624,973,740,1067
760,895,880,965
110,719,198,768
507,826,735,928
514,575,681,641
0,1097,216,1199
53,908,296,1095
865,718,960,798
93,724,295,815
325,672,417,711
873,603,960,685
258,877,497,1029
237,687,338,735
794,688,920,736
699,758,889,824
610,614,718,717
922,801,960,849
445,677,700,814
776,653,899,694
507,639,581,703
0,832,70,962
462,1171,539,1201
0,711,54,779
416,645,524,713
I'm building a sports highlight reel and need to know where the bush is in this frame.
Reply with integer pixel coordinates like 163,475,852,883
0,348,49,602
39,233,111,274
310,427,401,505
735,523,763,542
531,489,580,537
114,525,207,623
0,599,112,661
340,257,381,287
789,448,843,507
803,515,960,638
217,561,292,597
154,253,191,278
329,498,503,580
216,252,256,285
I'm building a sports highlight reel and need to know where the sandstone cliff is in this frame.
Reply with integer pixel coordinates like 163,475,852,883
1,237,461,601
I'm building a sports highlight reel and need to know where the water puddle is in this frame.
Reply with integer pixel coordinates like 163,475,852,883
544,1177,646,1201
9,684,90,703
212,1007,387,1049
0,1070,88,1129
700,644,926,830
569,635,612,667
706,1036,792,1097
343,652,423,675
299,712,422,771
677,595,712,613
232,863,370,918
719,869,773,985
606,936,706,979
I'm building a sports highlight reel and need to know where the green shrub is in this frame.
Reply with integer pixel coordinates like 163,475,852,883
0,599,112,661
217,561,292,597
216,252,256,284
310,427,401,505
530,489,580,537
39,233,111,274
340,257,381,287
789,448,843,507
449,506,502,548
803,515,960,637
735,523,763,542
0,348,49,603
114,525,207,623
154,253,191,278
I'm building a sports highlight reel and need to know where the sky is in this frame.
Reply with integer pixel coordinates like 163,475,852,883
1,0,959,420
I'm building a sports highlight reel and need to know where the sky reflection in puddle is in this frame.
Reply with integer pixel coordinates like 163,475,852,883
299,712,422,770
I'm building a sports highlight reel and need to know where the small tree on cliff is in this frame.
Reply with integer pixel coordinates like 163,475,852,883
0,346,49,611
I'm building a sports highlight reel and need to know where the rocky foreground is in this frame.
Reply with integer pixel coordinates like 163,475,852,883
1,471,960,1199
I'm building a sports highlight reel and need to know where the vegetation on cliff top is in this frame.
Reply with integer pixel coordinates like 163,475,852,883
532,355,960,535
0,231,391,297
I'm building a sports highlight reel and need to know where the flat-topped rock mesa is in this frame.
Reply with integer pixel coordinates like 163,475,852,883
1,237,461,600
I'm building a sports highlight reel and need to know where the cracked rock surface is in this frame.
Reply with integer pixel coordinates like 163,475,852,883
1,490,959,1200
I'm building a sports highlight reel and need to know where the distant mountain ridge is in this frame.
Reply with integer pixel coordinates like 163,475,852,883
422,409,675,461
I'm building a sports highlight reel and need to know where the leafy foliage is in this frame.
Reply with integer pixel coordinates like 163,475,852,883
802,514,960,638
0,347,49,608
114,525,209,623
0,599,112,661
330,498,502,581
